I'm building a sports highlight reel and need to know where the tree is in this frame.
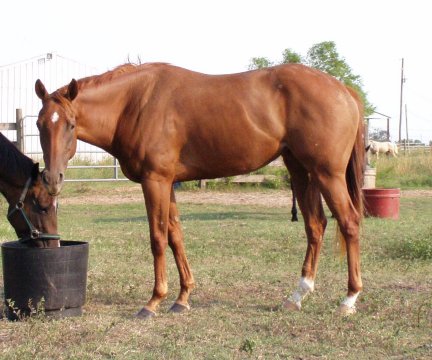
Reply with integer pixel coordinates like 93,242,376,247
305,42,374,115
306,41,350,77
248,41,374,116
281,48,302,64
369,128,389,141
248,57,273,70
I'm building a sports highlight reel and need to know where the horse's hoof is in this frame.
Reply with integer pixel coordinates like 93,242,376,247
135,307,156,319
169,302,190,313
337,304,356,316
282,300,301,311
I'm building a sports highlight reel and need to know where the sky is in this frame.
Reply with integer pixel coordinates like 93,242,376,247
1,0,431,144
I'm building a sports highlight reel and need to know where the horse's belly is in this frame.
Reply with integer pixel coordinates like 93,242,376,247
177,141,281,181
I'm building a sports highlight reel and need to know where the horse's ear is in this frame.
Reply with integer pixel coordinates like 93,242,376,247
35,79,48,100
66,79,78,101
31,163,40,181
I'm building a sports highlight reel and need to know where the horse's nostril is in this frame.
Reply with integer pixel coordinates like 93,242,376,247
59,173,64,182
42,171,49,185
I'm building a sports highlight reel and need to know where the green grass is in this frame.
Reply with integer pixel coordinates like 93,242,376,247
373,151,432,188
0,191,431,359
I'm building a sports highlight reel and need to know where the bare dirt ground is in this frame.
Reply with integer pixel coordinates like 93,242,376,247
61,186,432,207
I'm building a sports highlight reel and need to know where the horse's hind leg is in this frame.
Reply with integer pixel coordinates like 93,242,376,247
167,187,195,313
290,183,299,222
282,152,327,311
316,173,362,315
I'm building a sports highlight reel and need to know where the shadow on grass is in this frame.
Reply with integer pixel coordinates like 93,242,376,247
93,210,291,224
94,216,147,224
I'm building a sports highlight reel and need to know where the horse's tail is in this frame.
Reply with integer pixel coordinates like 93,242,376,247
336,88,365,255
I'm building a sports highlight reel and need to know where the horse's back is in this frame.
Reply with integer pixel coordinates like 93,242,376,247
166,63,361,145
187,65,358,173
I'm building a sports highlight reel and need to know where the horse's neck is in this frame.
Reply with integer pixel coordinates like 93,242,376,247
75,86,123,153
0,140,31,204
0,179,19,205
74,71,156,156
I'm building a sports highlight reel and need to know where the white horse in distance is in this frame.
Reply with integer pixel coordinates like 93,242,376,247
368,140,398,158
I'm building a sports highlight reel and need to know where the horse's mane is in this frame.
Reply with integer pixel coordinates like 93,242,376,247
73,63,140,89
52,63,169,100
0,132,34,186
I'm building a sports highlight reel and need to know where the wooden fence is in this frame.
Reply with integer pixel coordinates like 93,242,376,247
0,109,24,151
198,157,285,188
398,144,431,153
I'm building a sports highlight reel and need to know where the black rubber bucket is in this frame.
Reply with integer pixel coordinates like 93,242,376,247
1,240,89,320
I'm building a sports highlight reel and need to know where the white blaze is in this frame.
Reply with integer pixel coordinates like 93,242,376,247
51,112,59,123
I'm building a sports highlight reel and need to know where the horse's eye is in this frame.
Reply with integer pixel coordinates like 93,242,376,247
32,199,49,214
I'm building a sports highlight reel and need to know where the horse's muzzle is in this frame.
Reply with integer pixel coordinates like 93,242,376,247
42,169,64,196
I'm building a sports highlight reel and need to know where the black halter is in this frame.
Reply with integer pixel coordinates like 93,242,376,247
7,177,61,243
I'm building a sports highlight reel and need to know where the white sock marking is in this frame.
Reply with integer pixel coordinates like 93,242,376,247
289,277,314,308
342,292,360,308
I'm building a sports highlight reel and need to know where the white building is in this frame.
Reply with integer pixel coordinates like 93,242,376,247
0,53,106,160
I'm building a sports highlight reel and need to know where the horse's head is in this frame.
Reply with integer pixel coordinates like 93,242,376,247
7,163,59,248
35,79,79,196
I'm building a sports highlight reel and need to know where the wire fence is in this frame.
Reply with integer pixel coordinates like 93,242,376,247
22,115,127,182
0,53,127,182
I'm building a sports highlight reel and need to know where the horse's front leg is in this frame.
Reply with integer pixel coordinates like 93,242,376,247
136,179,172,319
168,187,195,313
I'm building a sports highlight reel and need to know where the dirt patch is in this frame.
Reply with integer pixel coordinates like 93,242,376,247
61,188,295,207
176,190,295,207
399,189,432,198
60,186,431,207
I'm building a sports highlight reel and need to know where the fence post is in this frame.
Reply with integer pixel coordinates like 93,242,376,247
198,180,207,189
365,118,370,165
114,157,119,180
16,108,24,153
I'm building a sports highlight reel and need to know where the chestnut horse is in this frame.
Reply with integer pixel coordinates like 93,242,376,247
35,63,365,317
0,133,59,247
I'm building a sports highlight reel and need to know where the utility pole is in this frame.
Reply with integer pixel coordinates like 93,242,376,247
405,104,409,152
386,117,390,141
398,58,405,142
